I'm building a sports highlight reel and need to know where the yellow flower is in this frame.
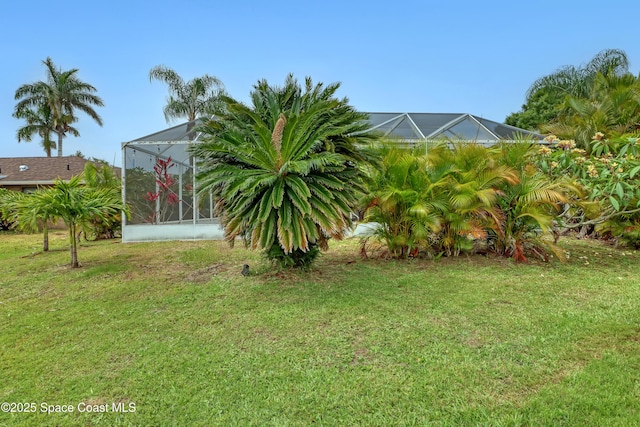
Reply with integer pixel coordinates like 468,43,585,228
544,135,559,143
592,132,605,141
558,139,576,149
539,146,552,155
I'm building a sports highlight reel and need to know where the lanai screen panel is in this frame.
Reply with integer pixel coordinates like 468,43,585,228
123,142,198,225
476,117,543,140
409,113,460,137
122,119,214,227
440,116,496,141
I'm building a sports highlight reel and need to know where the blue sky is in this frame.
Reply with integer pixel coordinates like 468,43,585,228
2,0,639,166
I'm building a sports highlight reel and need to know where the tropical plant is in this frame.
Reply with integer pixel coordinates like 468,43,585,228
534,134,640,246
361,145,441,258
543,72,640,149
82,162,124,239
427,143,518,257
149,65,226,132
14,105,72,157
505,88,565,132
14,57,103,157
492,169,570,262
362,143,518,258
142,156,181,224
527,49,629,101
192,74,378,267
0,188,25,231
507,49,630,132
47,175,126,267
10,187,60,251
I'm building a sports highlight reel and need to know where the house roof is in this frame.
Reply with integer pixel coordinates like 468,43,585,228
0,156,113,187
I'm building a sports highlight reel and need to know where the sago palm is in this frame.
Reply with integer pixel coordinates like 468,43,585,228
193,75,377,267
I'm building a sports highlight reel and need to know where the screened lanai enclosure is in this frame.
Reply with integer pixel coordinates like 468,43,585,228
366,112,543,143
121,119,225,242
121,113,543,242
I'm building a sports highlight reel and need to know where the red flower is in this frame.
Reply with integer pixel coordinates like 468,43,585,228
143,191,159,202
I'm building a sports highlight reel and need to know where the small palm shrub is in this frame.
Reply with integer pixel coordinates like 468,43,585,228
427,143,518,256
361,145,441,258
0,188,24,231
82,162,124,239
362,143,518,258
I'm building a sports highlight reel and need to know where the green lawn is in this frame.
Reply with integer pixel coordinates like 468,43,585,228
1,232,639,426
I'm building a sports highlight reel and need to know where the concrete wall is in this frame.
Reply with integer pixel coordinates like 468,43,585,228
122,223,226,242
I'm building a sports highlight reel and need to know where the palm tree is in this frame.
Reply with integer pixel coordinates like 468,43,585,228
493,142,578,262
192,75,377,267
427,143,519,257
47,175,126,267
14,57,103,157
82,161,124,239
526,49,629,101
149,65,225,132
361,145,442,258
0,188,25,231
543,72,640,149
509,49,630,131
15,104,79,157
11,187,60,252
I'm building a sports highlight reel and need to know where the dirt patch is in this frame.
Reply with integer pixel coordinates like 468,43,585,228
186,263,228,284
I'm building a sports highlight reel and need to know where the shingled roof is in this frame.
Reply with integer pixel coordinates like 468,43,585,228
0,156,115,188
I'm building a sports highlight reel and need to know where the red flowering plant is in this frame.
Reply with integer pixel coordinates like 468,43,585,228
143,156,181,223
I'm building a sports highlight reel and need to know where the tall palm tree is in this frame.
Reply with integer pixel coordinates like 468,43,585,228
14,57,103,157
15,104,79,157
192,75,377,267
149,65,226,130
509,49,630,130
526,48,629,101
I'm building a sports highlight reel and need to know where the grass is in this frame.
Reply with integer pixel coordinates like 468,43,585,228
1,231,639,426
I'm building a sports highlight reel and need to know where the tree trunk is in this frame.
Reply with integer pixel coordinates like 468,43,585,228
57,131,63,157
43,221,49,252
69,223,79,268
